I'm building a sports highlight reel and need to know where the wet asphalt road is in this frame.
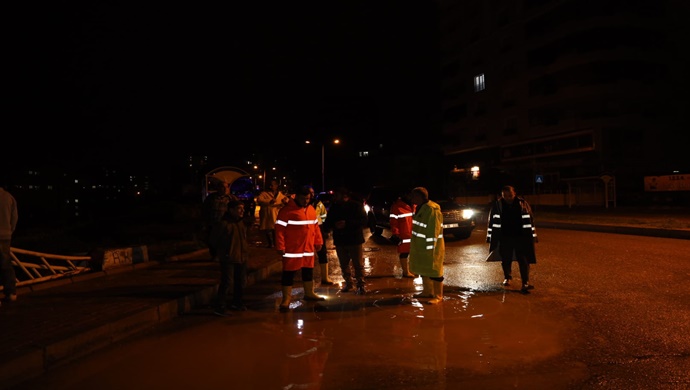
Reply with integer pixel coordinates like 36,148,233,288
11,227,690,390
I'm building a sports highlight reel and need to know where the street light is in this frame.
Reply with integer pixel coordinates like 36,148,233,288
253,165,266,189
306,139,340,192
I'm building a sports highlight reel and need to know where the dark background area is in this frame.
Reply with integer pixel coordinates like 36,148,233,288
6,2,443,251
8,2,440,170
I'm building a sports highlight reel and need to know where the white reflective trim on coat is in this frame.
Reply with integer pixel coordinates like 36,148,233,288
283,251,316,258
412,231,427,239
412,220,428,228
287,218,318,226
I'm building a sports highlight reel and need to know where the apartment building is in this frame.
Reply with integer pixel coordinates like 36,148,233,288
439,0,689,205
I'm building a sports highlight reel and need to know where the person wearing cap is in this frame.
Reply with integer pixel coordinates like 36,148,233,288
274,184,325,311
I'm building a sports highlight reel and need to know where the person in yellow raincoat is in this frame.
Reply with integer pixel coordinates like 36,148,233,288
256,179,289,248
408,187,445,304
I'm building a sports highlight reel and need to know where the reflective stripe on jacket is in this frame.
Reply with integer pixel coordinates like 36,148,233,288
409,200,445,277
389,199,414,254
275,199,323,271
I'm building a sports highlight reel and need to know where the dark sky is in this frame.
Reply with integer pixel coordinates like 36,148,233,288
10,3,439,168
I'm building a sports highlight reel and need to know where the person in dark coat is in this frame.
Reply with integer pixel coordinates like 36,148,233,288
211,199,252,315
486,185,538,294
202,179,238,260
322,187,369,294
0,182,18,305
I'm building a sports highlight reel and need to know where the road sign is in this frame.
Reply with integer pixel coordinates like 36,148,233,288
536,175,544,184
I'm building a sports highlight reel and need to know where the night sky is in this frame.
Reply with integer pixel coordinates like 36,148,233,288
9,3,440,169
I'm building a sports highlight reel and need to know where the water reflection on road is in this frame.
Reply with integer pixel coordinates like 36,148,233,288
14,230,590,390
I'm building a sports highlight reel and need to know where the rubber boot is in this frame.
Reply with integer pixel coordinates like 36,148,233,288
279,286,292,311
427,280,443,304
414,276,434,298
319,263,334,285
400,258,416,278
303,281,326,301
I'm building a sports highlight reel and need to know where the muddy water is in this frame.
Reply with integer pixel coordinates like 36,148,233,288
13,230,595,390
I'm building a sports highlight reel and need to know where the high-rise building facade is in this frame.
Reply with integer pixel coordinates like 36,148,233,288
439,0,689,205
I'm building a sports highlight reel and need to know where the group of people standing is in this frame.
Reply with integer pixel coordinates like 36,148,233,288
203,178,538,315
275,185,370,311
273,184,451,310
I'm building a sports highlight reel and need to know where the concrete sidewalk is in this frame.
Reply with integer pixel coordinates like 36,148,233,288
1,209,688,389
0,235,283,390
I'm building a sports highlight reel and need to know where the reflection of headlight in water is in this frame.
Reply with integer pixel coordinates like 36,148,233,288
297,319,304,331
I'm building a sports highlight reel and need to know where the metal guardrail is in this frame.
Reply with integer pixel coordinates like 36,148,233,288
8,247,93,287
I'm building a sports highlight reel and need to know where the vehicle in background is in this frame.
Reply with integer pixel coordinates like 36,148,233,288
365,186,401,236
366,186,477,239
317,191,334,210
434,199,477,239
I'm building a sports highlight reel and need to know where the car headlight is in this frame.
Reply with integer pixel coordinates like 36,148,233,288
364,204,371,213
462,209,474,220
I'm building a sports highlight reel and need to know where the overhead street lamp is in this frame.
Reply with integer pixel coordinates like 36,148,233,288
253,165,277,189
306,139,340,192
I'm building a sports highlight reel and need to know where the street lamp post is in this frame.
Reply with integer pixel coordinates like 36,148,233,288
307,139,340,193
253,165,266,189
321,144,325,193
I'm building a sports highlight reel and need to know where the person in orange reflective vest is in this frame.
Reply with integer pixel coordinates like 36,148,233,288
275,184,325,311
389,189,416,278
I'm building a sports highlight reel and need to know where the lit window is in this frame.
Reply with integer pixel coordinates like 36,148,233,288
474,73,485,92
471,166,480,180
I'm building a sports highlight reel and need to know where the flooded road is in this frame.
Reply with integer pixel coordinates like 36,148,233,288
12,228,690,389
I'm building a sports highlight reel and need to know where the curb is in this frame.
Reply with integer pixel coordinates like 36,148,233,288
537,222,690,240
3,253,283,390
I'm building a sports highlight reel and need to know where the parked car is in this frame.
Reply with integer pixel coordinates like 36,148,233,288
366,186,477,239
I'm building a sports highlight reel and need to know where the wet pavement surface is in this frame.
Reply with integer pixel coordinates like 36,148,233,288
2,207,690,389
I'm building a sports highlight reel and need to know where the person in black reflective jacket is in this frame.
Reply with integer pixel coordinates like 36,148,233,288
486,185,538,294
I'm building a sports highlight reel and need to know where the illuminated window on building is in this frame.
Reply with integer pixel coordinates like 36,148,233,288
474,73,485,92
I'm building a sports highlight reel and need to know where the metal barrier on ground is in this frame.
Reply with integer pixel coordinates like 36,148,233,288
7,247,93,288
